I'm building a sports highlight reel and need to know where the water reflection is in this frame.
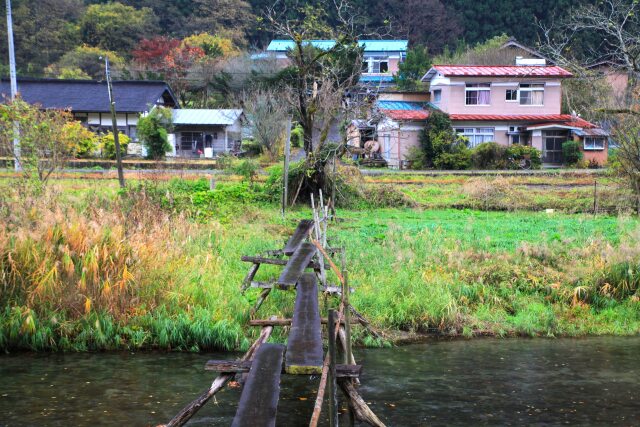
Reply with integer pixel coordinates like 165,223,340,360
0,337,638,426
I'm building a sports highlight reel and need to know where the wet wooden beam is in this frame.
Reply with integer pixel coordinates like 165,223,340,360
283,219,315,255
248,318,362,327
241,255,320,269
285,272,323,374
164,321,275,427
240,263,260,293
277,243,316,287
249,282,351,293
338,379,386,427
205,360,361,378
231,343,285,427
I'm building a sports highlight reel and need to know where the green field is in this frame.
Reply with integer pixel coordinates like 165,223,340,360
1,176,639,352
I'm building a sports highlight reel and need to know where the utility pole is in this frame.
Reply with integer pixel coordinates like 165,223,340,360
6,0,20,171
104,56,125,188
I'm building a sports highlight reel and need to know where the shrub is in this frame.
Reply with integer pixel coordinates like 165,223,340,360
137,107,173,160
562,140,583,165
404,146,427,170
471,142,507,169
233,159,259,185
241,139,261,156
61,121,99,158
290,124,304,148
100,132,130,160
588,158,601,169
505,145,542,169
419,110,453,166
434,150,471,170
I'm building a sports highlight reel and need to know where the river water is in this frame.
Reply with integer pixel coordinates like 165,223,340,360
1,337,639,426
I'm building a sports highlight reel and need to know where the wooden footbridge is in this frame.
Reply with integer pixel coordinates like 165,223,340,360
163,197,385,427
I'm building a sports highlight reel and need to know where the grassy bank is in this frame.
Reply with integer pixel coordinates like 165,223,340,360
1,176,639,352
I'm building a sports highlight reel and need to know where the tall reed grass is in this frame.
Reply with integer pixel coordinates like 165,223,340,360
1,178,639,352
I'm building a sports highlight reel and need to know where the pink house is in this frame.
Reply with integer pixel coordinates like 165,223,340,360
420,64,609,165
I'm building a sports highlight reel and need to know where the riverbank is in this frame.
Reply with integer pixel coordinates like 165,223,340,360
1,176,639,352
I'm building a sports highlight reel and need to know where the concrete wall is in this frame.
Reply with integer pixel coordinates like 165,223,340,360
377,117,423,168
581,146,608,166
378,92,430,102
430,77,563,115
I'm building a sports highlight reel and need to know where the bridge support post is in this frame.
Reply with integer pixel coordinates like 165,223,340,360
328,309,339,427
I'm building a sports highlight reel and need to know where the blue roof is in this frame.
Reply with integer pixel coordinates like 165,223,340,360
359,75,395,83
267,40,408,52
377,101,433,110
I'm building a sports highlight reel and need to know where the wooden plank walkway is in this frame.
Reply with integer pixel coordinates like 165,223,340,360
277,242,316,287
283,219,314,255
231,343,285,427
285,272,323,374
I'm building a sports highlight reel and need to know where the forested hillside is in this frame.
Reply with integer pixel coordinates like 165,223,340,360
0,0,586,78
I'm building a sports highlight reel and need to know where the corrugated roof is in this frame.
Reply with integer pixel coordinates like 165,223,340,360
422,65,572,81
359,75,395,83
0,78,178,112
267,40,408,52
381,110,430,121
450,114,597,129
378,101,424,110
172,109,243,125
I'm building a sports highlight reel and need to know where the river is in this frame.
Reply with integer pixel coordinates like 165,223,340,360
1,337,639,426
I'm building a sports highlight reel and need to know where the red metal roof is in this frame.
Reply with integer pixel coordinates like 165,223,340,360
432,65,572,78
381,109,430,121
380,111,597,128
451,114,597,128
527,119,597,129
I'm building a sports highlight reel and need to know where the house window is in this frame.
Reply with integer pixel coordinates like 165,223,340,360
363,56,389,73
455,127,495,148
519,83,544,105
213,132,218,139
433,89,442,103
180,131,203,152
465,83,491,105
584,137,605,150
506,89,518,101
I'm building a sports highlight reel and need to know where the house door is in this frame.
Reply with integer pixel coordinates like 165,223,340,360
543,131,567,164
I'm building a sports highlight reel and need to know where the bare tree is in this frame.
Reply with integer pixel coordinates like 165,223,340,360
612,113,640,214
242,89,288,161
539,0,640,110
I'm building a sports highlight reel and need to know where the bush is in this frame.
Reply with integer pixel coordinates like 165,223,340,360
505,145,542,169
404,146,427,170
233,159,259,185
471,142,508,169
137,107,172,160
588,158,601,169
241,139,261,156
433,150,471,170
61,121,99,158
290,124,304,148
419,110,453,166
100,132,130,160
562,140,583,166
